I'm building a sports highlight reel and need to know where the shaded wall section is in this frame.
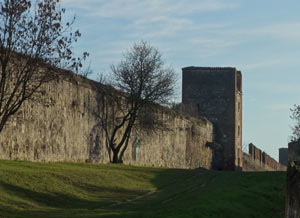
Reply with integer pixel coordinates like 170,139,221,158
243,143,286,171
0,73,214,169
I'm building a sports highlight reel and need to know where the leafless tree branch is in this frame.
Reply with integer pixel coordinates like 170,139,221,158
0,0,88,133
93,41,175,163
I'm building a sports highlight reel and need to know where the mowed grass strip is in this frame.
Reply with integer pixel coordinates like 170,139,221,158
0,160,286,218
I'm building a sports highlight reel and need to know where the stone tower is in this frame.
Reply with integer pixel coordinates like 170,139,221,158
182,67,242,171
279,147,288,166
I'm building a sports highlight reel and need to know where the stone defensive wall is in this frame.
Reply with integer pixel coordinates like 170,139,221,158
0,71,214,169
243,143,286,171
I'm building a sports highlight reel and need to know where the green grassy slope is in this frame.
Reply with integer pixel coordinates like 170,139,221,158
0,160,286,218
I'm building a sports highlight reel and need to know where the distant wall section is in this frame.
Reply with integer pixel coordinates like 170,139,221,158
243,143,286,171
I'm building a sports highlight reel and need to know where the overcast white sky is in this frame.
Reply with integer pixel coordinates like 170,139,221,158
61,0,300,160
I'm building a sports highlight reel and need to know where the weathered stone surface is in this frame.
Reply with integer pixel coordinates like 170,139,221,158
0,73,214,169
182,67,242,170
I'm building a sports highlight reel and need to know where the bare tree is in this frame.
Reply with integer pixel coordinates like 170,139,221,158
95,41,175,163
0,0,88,133
290,104,300,142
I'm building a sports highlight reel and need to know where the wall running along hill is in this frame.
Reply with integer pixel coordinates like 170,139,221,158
243,143,286,171
0,72,213,169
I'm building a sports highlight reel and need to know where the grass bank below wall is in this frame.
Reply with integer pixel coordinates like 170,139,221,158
0,160,286,218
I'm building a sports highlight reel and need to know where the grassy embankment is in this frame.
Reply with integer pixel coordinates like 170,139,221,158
0,160,286,218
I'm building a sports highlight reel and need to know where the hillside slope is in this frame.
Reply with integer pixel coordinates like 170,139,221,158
0,160,286,218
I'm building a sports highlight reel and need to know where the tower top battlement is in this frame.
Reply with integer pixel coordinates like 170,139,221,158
182,66,237,70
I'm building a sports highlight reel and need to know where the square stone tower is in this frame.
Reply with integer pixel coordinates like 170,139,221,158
182,67,242,171
279,147,288,166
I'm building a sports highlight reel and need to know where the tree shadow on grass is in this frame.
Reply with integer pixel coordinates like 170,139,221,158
0,179,159,218
0,180,144,210
0,167,211,218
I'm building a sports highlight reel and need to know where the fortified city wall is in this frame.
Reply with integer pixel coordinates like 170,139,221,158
0,72,214,169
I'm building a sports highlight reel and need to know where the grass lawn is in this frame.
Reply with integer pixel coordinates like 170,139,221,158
0,160,286,218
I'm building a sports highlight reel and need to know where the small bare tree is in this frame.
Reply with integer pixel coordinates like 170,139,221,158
0,0,88,133
96,41,175,163
290,104,300,142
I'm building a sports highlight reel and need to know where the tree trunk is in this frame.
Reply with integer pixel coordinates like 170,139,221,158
112,149,122,163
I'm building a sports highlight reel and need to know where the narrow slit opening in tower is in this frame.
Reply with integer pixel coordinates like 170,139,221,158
237,71,242,92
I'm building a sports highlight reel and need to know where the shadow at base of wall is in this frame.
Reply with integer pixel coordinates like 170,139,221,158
206,142,224,171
